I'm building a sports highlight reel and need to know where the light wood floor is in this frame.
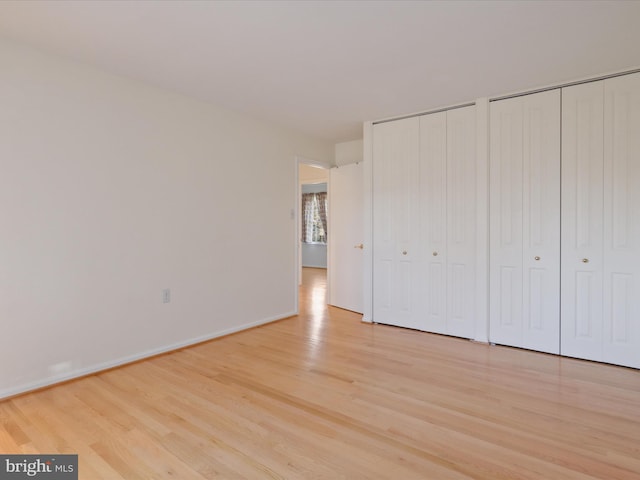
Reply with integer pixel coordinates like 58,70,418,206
1,267,639,479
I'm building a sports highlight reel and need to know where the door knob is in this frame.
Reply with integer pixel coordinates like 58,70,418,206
402,251,407,255
582,258,589,263
534,256,540,261
354,243,364,249
432,252,438,256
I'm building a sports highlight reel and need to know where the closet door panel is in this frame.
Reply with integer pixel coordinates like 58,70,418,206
419,112,447,334
521,90,561,354
372,118,421,329
446,106,476,338
561,81,604,362
372,122,395,323
490,90,560,354
489,98,524,347
603,73,640,368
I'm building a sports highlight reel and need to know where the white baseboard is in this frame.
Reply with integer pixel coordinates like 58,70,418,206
0,311,295,401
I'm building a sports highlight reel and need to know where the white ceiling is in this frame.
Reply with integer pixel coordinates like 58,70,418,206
1,0,639,143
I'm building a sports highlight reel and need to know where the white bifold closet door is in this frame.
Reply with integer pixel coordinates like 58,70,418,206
562,73,640,369
561,81,604,362
419,112,448,334
372,117,422,330
419,106,477,338
443,106,478,338
489,89,561,354
602,73,640,368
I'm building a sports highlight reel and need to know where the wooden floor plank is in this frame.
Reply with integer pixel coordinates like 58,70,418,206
1,267,640,479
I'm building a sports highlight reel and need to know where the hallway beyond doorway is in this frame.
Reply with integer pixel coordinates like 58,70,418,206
300,267,327,320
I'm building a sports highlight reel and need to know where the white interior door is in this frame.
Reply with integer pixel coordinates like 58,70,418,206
329,162,364,313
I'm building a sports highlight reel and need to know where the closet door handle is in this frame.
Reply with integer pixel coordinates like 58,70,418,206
402,250,407,256
432,251,438,256
582,258,589,263
534,256,540,261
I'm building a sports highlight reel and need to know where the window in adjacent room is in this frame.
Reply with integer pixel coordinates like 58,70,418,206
301,191,327,244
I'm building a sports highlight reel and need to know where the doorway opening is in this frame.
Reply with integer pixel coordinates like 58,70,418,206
295,158,331,314
294,156,364,317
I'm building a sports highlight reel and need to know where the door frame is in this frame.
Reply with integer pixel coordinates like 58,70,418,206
363,122,374,323
294,156,331,315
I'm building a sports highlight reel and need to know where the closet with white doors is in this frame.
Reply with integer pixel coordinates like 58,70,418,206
488,72,640,369
561,73,640,369
372,105,478,339
370,70,640,369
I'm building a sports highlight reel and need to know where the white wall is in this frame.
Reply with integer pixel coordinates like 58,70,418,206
335,139,363,166
0,39,333,398
301,244,328,268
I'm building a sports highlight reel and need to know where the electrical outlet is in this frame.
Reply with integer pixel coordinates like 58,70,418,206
162,288,171,303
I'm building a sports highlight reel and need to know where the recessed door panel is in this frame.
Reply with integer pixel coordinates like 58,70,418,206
527,268,544,330
575,271,598,339
449,263,466,319
610,273,632,343
427,262,444,317
499,266,519,328
398,260,412,313
379,260,392,309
